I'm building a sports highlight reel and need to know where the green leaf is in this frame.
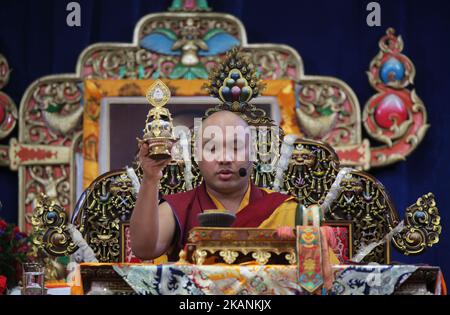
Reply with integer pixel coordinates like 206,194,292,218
316,106,334,116
340,110,351,117
169,63,189,79
138,65,145,79
154,28,178,41
189,64,209,79
152,69,161,79
45,103,63,113
203,28,225,41
184,70,196,80
119,66,126,78
255,69,262,80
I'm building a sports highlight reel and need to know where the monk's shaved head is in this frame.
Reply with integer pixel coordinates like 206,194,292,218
197,110,251,153
202,110,249,130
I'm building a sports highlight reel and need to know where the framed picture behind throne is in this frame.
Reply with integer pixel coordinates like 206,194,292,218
98,95,282,174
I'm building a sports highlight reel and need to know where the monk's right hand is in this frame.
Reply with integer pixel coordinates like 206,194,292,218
138,142,172,182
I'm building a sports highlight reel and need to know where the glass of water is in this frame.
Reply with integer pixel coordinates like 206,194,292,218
22,262,45,295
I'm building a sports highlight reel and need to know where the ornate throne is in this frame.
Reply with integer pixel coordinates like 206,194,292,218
33,48,441,267
0,1,439,267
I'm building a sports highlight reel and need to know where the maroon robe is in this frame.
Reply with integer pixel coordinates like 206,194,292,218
162,182,292,258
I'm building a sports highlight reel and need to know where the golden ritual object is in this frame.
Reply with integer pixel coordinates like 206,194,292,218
138,80,177,160
182,227,298,265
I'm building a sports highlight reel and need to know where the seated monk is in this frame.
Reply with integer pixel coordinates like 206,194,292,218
130,110,339,269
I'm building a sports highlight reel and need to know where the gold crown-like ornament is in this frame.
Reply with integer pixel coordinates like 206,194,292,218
138,80,177,160
205,47,269,124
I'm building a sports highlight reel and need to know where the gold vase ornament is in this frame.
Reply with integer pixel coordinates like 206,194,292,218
138,80,177,160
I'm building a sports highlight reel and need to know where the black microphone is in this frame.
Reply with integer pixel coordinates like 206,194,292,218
238,167,247,177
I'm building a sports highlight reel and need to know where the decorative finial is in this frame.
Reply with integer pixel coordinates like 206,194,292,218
145,80,171,108
168,0,211,12
205,47,267,122
138,80,176,160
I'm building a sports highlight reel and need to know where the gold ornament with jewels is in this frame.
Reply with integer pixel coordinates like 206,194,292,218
137,80,177,160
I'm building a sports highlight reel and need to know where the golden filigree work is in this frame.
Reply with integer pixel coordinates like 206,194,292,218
219,250,239,264
193,249,208,265
31,194,77,257
392,193,441,255
205,47,271,125
285,251,297,265
252,251,272,265
72,171,136,262
281,139,441,263
185,227,301,265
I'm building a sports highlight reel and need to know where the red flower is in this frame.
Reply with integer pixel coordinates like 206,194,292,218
0,220,7,231
0,218,30,288
14,230,26,241
0,275,6,295
16,244,29,253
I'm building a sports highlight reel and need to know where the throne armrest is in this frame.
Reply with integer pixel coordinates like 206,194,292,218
31,194,78,257
392,193,441,256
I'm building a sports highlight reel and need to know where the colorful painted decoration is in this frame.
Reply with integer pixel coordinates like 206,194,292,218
295,82,354,146
206,47,265,117
374,94,408,129
140,18,239,80
0,54,17,140
363,28,428,164
380,57,405,84
0,54,11,89
219,69,253,104
367,27,415,90
296,226,323,293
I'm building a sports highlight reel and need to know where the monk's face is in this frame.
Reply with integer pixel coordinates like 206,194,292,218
196,111,252,194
